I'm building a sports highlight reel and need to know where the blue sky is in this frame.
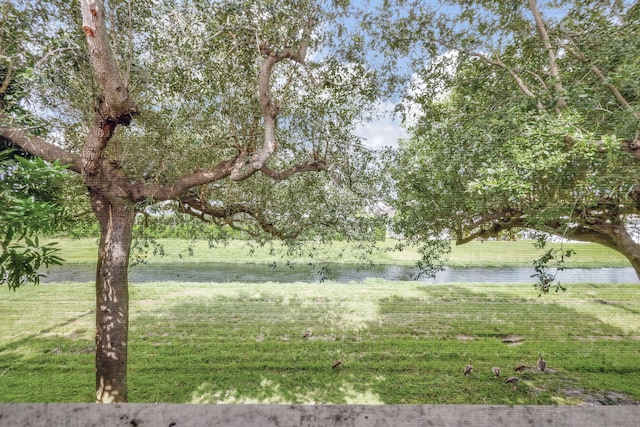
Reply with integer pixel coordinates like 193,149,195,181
351,0,577,150
349,0,455,150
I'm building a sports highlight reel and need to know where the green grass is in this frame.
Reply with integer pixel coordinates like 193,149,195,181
1,280,639,404
45,237,634,268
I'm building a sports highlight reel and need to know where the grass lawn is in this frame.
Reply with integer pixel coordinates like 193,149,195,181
1,279,638,404
44,237,634,268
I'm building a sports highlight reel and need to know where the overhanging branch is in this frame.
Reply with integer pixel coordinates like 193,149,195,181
132,159,236,202
130,156,329,203
177,193,299,240
456,213,526,244
0,121,82,172
260,160,328,181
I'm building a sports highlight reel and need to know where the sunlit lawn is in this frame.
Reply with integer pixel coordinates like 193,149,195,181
1,279,638,404
44,237,634,268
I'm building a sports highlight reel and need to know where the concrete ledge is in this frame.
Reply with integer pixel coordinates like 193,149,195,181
1,404,639,427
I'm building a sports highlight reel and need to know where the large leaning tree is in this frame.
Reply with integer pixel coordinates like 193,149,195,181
0,0,382,402
375,0,640,283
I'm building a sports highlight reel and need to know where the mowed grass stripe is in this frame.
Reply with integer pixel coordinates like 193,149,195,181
43,238,635,268
1,280,639,404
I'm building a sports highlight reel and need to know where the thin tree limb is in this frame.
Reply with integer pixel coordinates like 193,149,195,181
0,59,14,95
558,40,639,118
463,49,546,111
34,47,76,68
177,194,299,240
528,0,566,109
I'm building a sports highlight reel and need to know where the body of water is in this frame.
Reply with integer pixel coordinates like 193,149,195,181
41,263,640,284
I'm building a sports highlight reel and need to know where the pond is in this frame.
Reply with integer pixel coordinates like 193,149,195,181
41,263,640,284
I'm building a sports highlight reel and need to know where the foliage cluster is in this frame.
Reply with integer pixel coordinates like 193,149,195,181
0,151,67,289
383,0,640,286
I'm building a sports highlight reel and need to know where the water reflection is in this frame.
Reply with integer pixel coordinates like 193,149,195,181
41,263,639,284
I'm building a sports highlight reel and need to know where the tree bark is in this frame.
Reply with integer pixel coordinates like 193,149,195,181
564,221,640,280
91,191,135,403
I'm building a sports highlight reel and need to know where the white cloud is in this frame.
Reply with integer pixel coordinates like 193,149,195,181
355,101,408,150
356,50,461,150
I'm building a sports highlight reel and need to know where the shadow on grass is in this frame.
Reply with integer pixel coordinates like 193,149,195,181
594,298,640,315
0,310,93,354
124,287,640,405
3,285,638,404
0,333,94,402
369,285,640,404
128,294,384,403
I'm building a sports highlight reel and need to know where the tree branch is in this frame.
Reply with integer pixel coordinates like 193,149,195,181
260,160,328,181
131,156,329,203
456,201,638,253
131,159,236,202
230,40,317,181
558,39,639,118
0,120,82,172
456,212,526,244
462,49,546,111
558,221,631,253
178,193,299,240
0,58,14,95
528,0,565,109
34,47,76,69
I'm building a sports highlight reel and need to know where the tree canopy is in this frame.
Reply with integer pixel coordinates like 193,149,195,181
3,0,382,239
387,0,640,286
0,0,386,402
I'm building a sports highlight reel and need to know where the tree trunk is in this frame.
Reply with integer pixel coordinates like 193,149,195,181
564,221,640,280
595,225,640,279
613,229,640,279
91,192,135,403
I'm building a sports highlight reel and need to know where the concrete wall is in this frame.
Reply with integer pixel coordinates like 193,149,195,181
1,404,639,427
